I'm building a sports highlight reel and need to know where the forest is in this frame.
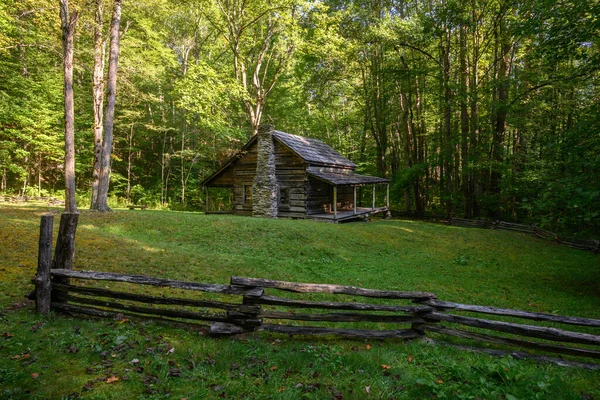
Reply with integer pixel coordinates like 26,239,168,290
1,0,599,234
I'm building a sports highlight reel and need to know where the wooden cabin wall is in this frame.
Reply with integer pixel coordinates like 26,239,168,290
232,144,258,216
274,141,307,218
337,186,354,210
307,177,330,215
209,166,234,186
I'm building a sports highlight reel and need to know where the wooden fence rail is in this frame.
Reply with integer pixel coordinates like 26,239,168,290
446,217,599,253
31,215,600,367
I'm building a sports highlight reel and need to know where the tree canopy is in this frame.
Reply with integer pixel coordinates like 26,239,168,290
0,0,598,234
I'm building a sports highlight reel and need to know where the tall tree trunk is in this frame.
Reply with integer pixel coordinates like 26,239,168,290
470,2,481,217
90,0,105,209
126,123,133,200
96,0,122,212
60,0,78,213
441,23,452,213
460,24,470,218
490,11,511,217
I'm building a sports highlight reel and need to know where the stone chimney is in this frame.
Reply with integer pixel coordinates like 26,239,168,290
252,124,278,218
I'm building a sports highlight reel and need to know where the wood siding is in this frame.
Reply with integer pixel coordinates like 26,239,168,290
227,139,308,218
307,177,354,215
274,141,307,218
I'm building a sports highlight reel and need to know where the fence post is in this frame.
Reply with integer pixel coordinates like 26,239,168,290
35,214,54,314
52,212,78,270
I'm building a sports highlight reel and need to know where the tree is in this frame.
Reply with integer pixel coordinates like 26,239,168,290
60,0,79,212
93,0,122,211
90,0,105,208
203,0,297,136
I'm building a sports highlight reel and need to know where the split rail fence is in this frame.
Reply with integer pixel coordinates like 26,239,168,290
31,214,600,368
392,211,599,253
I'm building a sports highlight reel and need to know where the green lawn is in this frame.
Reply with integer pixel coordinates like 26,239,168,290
0,204,598,399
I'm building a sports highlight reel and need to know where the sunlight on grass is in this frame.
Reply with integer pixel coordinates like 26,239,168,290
0,205,599,399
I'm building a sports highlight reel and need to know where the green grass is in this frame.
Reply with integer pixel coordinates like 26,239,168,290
0,204,599,399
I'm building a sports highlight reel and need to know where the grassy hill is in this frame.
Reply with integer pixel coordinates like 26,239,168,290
0,205,598,399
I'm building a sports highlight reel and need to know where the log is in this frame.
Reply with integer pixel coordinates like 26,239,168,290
52,283,259,313
50,302,210,332
50,269,263,296
35,215,54,314
55,293,230,323
51,213,79,271
244,294,433,313
210,322,247,335
424,312,600,345
261,324,421,340
425,325,600,360
420,299,600,327
231,276,436,300
434,341,600,371
260,311,425,324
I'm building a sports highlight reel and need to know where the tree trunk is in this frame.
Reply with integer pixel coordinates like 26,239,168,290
60,0,78,213
490,12,511,217
96,0,122,212
460,24,470,218
470,2,481,217
90,0,105,209
441,23,452,214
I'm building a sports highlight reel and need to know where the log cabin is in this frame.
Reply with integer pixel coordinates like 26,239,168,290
201,125,390,222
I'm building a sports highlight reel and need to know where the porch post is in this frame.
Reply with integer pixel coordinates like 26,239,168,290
205,186,209,213
372,184,376,210
353,186,357,214
386,183,390,209
333,186,338,219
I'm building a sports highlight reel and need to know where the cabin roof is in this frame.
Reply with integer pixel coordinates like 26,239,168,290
201,129,359,186
271,131,355,168
307,169,390,186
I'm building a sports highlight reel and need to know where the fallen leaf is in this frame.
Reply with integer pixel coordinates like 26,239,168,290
31,373,39,379
366,344,372,350
106,376,119,384
278,387,285,392
1,332,14,338
168,368,181,377
68,345,78,353
381,364,392,370
269,365,278,371
118,318,130,324
436,379,444,385
408,355,414,363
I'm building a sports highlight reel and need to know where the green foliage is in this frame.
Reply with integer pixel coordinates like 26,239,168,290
0,206,599,398
0,0,598,234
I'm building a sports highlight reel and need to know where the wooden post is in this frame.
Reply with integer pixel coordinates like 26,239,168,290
35,215,54,314
372,184,376,210
353,186,357,214
333,186,337,219
52,212,79,289
386,183,390,209
205,186,209,213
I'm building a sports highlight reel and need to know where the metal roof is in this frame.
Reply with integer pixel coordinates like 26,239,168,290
272,130,355,168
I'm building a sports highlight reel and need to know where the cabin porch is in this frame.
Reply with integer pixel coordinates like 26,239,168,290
309,206,389,222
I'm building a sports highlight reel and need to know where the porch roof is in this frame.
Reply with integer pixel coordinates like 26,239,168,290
308,170,390,186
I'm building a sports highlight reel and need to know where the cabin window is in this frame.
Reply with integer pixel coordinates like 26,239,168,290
243,185,252,204
279,187,290,206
